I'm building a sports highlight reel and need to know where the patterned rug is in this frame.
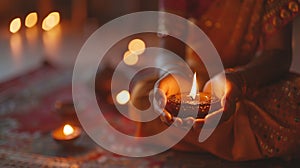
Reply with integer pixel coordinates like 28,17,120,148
0,62,298,167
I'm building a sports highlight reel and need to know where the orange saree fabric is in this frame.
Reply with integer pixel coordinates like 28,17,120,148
132,0,300,161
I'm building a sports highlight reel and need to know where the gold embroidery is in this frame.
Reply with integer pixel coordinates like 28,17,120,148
272,17,282,26
289,1,299,12
204,20,213,28
280,9,291,19
263,0,300,34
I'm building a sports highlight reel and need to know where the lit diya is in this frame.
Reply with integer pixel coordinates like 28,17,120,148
165,73,220,119
52,124,82,144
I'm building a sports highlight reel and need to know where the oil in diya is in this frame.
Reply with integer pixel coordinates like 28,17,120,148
165,73,220,119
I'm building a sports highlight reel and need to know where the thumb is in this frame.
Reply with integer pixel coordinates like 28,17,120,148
152,87,167,114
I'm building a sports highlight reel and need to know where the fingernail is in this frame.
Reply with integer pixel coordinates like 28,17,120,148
167,112,174,121
173,117,182,127
186,118,194,125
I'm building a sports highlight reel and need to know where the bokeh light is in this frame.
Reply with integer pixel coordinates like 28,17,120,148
128,38,146,55
123,50,139,65
42,12,60,31
25,12,38,28
9,18,21,33
116,90,130,105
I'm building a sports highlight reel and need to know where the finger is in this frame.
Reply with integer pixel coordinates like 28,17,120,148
160,109,173,126
155,74,174,95
152,88,167,114
173,117,183,127
193,118,205,130
182,117,195,128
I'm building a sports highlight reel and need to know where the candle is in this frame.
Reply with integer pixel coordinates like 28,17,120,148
52,124,81,142
165,73,220,119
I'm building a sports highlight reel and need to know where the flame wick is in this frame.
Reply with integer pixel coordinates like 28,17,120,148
189,73,198,100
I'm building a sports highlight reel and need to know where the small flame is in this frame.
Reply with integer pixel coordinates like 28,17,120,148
189,73,198,100
9,18,21,33
42,12,60,31
63,124,74,136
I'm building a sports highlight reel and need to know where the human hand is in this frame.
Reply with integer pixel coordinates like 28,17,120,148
197,70,244,129
153,73,192,127
153,70,244,130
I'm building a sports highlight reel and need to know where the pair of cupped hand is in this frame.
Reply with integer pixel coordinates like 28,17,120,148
152,72,243,130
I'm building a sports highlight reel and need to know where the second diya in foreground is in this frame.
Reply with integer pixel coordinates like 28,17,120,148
165,73,221,119
52,124,82,146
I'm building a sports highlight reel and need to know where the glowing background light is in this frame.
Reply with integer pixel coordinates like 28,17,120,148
123,51,139,65
25,12,38,28
128,38,146,55
42,12,60,31
9,18,21,33
116,90,130,105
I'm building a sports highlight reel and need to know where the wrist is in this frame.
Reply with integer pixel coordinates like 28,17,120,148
225,68,247,99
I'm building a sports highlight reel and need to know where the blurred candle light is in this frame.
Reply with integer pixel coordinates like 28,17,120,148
128,39,146,55
116,90,130,105
9,18,21,33
123,51,139,65
25,12,38,28
42,12,60,31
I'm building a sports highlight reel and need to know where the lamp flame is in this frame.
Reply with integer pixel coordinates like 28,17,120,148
189,73,198,100
63,124,74,136
128,39,146,55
